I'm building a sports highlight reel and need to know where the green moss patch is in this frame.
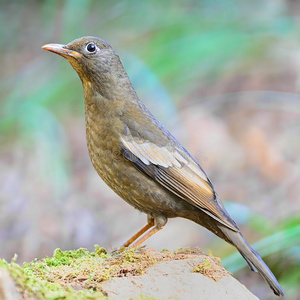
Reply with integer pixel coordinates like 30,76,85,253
0,246,227,299
192,256,229,281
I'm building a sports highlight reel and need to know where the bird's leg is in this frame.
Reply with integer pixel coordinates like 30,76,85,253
130,225,164,249
115,214,167,253
120,217,155,248
130,214,167,249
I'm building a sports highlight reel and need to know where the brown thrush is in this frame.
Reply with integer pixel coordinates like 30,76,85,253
42,36,284,296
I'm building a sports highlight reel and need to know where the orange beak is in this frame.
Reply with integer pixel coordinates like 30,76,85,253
42,43,81,59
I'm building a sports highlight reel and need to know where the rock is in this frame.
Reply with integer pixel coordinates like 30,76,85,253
101,257,258,300
0,269,22,300
0,248,259,299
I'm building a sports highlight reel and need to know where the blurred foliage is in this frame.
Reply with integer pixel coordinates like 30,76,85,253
0,1,300,299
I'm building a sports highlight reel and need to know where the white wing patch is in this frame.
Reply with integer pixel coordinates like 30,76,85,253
120,135,209,184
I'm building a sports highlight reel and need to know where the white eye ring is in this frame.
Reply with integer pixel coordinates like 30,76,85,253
86,43,97,53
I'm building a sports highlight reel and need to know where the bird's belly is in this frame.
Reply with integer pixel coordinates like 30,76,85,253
87,143,188,216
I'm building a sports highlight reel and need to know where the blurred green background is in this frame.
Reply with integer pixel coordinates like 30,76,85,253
1,0,300,299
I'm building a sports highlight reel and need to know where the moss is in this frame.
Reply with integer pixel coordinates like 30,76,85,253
0,246,110,299
0,246,227,299
193,258,212,273
0,246,160,299
192,256,229,282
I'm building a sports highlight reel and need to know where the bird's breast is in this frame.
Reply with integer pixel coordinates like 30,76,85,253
84,103,144,207
84,110,178,214
85,104,122,177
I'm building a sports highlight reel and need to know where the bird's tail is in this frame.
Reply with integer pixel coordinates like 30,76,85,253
220,226,285,297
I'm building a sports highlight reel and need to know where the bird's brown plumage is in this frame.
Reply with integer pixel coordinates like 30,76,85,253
42,36,284,296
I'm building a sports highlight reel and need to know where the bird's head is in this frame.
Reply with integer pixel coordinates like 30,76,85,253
42,36,130,99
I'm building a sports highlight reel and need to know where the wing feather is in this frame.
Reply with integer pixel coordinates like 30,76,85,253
120,135,238,231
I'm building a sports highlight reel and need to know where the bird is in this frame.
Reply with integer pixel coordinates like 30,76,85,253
42,36,284,296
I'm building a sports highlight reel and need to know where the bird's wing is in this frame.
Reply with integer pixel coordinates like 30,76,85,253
120,131,238,232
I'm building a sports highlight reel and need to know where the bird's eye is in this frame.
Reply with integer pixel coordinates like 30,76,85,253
86,43,97,53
